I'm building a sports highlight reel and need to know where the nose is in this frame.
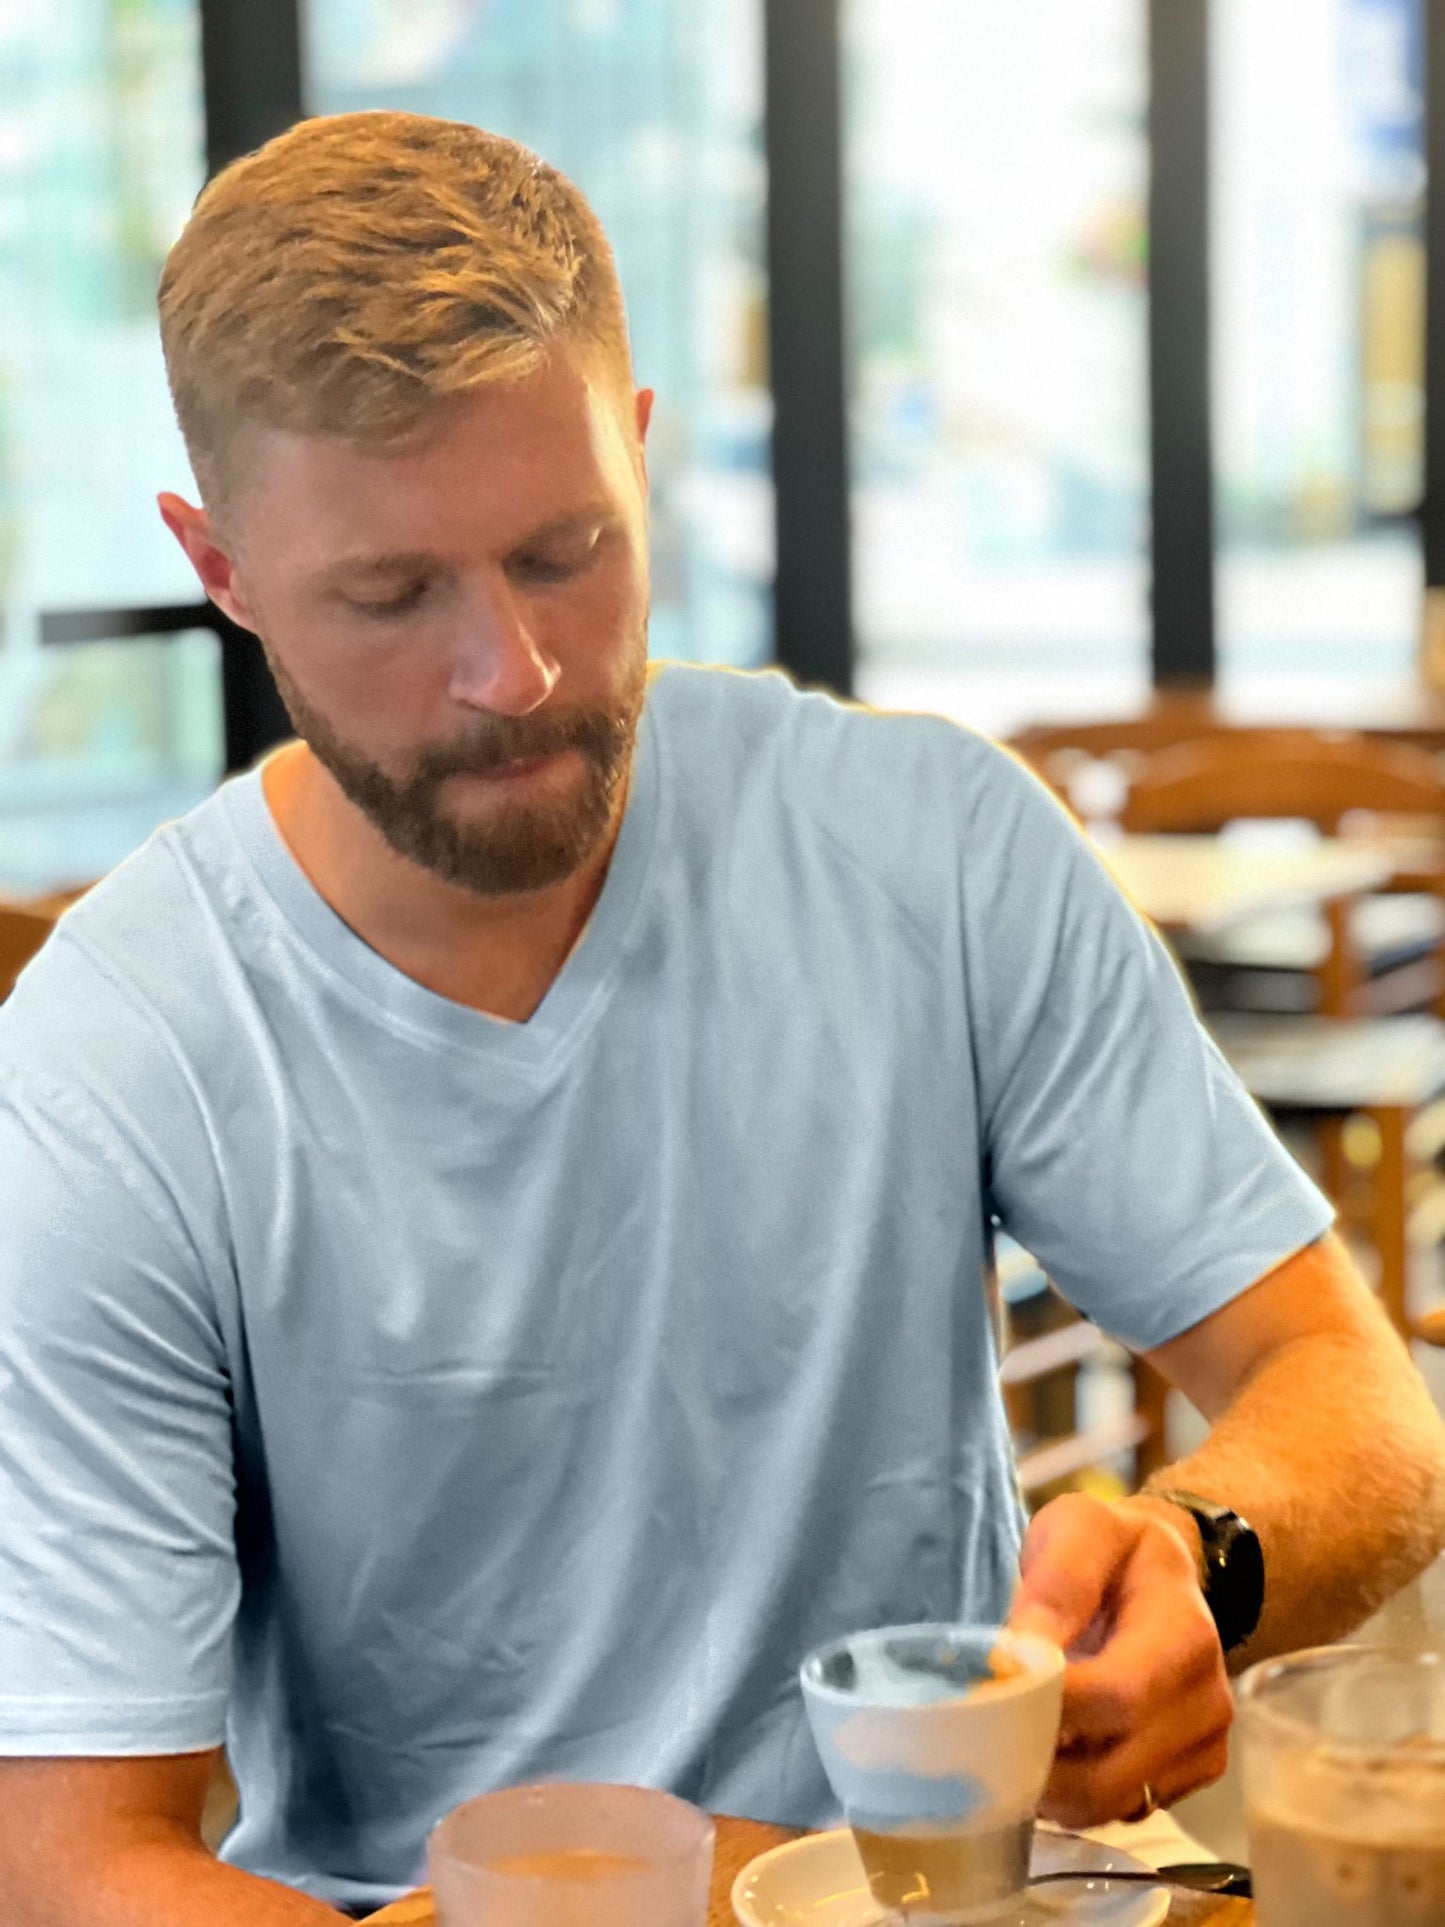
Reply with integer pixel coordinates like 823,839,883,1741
447,574,560,716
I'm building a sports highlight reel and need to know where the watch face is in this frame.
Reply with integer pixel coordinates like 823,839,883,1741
1153,1491,1264,1652
1214,1523,1265,1652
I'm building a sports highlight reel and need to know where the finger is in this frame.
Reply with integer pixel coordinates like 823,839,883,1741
1060,1595,1226,1751
1040,1720,1234,1832
1006,1494,1135,1652
1043,1722,1233,1830
1055,1531,1224,1750
1055,1662,1233,1776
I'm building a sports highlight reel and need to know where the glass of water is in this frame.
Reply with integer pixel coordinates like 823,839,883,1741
427,1780,715,1926
1238,1644,1445,1925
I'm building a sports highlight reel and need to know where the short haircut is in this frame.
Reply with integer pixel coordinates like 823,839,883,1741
158,110,634,517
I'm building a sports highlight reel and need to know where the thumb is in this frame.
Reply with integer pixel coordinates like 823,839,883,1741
1006,1594,1073,1648
1005,1494,1124,1655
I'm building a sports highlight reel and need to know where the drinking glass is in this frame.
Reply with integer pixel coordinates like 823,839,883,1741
427,1779,715,1926
799,1622,1064,1926
1238,1644,1445,1925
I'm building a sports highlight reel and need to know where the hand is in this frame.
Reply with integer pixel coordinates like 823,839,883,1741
1005,1491,1234,1829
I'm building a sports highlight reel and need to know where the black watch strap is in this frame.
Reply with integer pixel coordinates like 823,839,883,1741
1149,1488,1265,1654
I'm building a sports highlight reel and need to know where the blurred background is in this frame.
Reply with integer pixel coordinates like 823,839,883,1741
0,0,1437,889
9,4,1445,1853
5,0,1445,1532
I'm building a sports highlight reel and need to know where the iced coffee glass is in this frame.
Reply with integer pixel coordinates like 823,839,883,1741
427,1780,715,1927
800,1622,1064,1926
1238,1644,1445,1926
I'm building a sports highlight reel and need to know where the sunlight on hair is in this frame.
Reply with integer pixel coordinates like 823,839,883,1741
158,110,634,515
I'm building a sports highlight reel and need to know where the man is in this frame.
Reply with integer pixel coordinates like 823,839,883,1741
0,109,1440,1924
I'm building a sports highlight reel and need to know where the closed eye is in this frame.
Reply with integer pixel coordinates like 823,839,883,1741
349,582,429,618
509,533,608,586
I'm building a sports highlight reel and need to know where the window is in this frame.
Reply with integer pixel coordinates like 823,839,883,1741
304,0,773,670
1213,0,1425,702
846,0,1151,739
0,0,219,892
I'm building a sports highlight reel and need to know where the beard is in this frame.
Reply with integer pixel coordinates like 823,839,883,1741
258,624,650,898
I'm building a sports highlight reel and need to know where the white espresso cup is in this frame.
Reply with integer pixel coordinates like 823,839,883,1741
800,1622,1064,1925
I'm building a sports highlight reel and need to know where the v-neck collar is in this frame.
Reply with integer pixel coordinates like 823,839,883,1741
214,684,663,1078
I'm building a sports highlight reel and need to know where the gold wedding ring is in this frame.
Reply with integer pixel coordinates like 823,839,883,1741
1126,1781,1158,1823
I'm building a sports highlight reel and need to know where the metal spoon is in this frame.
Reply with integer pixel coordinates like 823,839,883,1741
1029,1859,1253,1897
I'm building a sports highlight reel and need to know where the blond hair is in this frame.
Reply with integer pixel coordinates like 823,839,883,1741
158,110,633,515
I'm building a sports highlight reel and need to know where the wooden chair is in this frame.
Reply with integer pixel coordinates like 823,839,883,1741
0,906,60,1002
1117,732,1445,1020
1009,696,1223,763
0,894,69,1002
0,887,86,1000
1119,734,1445,1344
1009,698,1229,825
1117,731,1445,834
996,1245,1170,1506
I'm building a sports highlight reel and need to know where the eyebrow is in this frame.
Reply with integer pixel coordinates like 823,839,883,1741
311,505,618,592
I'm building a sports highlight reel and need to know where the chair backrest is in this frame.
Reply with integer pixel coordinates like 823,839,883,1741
1118,732,1445,834
1009,700,1235,822
0,905,61,1001
1008,698,1224,764
0,885,90,1002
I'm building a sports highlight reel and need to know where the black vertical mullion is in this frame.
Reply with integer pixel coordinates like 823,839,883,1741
1148,0,1217,687
199,0,306,176
196,0,304,769
763,0,853,697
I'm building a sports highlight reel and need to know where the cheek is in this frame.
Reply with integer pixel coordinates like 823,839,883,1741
276,618,441,721
534,569,644,671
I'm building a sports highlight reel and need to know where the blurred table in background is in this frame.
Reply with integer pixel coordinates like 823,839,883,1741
1018,682,1445,756
1099,835,1401,940
1099,833,1445,1343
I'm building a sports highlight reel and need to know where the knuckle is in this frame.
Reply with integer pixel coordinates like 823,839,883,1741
1182,1613,1227,1680
1208,1677,1237,1731
1052,1745,1151,1827
1095,1764,1150,1822
1041,1785,1104,1832
1103,1675,1147,1730
1045,1490,1129,1547
1176,1735,1231,1802
1204,1731,1231,1779
1039,1753,1131,1833
1149,1523,1201,1580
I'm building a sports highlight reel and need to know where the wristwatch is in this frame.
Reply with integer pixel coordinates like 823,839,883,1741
1149,1489,1265,1654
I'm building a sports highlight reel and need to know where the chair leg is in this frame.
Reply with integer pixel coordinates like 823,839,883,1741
1318,1116,1352,1219
1130,1356,1171,1483
1367,1105,1411,1341
1318,896,1363,1016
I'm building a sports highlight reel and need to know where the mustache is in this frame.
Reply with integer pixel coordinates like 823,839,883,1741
419,706,629,781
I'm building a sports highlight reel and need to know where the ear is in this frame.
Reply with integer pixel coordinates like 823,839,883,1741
156,492,260,633
634,387,655,493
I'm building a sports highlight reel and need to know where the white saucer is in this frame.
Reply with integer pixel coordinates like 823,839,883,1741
731,1825,1171,1927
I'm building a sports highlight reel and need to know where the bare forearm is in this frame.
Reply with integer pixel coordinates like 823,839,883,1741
1145,1310,1445,1669
15,1836,346,1927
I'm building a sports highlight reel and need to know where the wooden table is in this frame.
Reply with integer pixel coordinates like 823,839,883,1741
364,1811,1253,1924
1098,833,1401,938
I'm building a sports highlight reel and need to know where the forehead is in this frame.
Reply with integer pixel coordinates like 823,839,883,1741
232,349,637,570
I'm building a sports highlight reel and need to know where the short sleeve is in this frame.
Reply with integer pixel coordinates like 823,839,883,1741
958,744,1334,1352
0,1065,237,1754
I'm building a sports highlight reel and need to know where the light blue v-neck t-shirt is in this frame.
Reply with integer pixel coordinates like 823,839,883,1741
0,662,1330,1912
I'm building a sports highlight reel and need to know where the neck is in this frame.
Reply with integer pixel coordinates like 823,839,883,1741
261,741,622,1021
